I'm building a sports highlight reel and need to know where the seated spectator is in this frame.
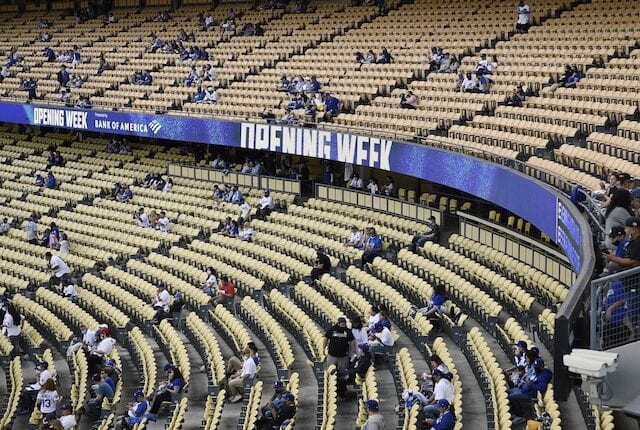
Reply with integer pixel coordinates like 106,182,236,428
508,358,552,424
204,64,216,81
344,226,363,249
148,34,164,53
423,369,454,419
86,371,115,419
310,247,331,280
148,365,185,417
226,346,257,403
58,232,70,254
212,185,224,200
221,19,236,33
251,161,264,175
382,175,397,197
566,66,581,88
279,108,299,125
361,228,383,266
44,47,56,62
201,267,218,295
70,74,83,88
461,72,477,92
603,216,640,271
230,186,244,204
239,201,252,223
114,389,148,430
0,65,11,80
475,53,496,75
192,86,206,103
505,88,523,107
355,51,365,63
367,321,394,354
212,275,235,307
60,88,72,106
76,96,92,109
97,58,112,75
436,51,451,73
424,399,456,430
201,86,217,103
162,178,173,192
428,47,443,71
71,46,81,68
238,221,253,242
104,12,118,24
347,172,363,190
141,70,152,85
477,73,491,93
57,65,70,86
35,173,45,186
157,211,169,233
212,154,226,169
367,178,379,194
409,284,447,319
255,190,274,220
0,217,9,235
410,215,440,250
46,172,57,189
400,90,418,109
363,49,376,64
277,75,290,91
378,47,393,64
447,57,459,73
304,75,321,93
116,186,133,202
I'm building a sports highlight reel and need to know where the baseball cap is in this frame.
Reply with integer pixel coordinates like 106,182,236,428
630,188,640,200
283,392,295,402
273,380,284,389
337,316,347,324
105,359,116,367
438,399,450,408
609,226,626,237
61,403,72,411
625,216,640,228
133,390,144,399
163,364,175,372
44,412,57,422
36,361,48,370
358,343,370,353
365,399,379,410
533,358,545,368
514,340,528,349
174,291,182,299
530,347,540,356
157,282,166,289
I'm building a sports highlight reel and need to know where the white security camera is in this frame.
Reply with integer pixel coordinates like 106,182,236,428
563,349,618,379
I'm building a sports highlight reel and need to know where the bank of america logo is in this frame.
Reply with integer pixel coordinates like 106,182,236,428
149,120,162,135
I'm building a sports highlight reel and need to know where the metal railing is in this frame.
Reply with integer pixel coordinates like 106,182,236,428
590,266,640,350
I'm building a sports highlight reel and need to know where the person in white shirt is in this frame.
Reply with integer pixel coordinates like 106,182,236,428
152,283,170,312
423,369,455,418
25,216,38,244
2,300,22,357
0,218,9,235
461,72,477,92
239,201,252,223
366,178,379,195
202,267,217,295
255,190,274,220
162,178,173,192
227,345,258,402
347,173,363,190
367,305,381,328
212,154,226,169
157,211,170,233
45,251,71,287
36,378,60,415
63,282,78,301
367,323,394,350
58,232,70,254
516,0,531,32
19,360,52,414
135,207,150,228
49,403,76,430
350,316,369,356
203,86,218,103
88,328,116,373
238,222,253,242
345,226,363,248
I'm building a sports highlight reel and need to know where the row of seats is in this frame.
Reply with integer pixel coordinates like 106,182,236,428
170,245,265,297
251,219,362,266
319,365,338,430
419,241,536,316
239,296,295,373
395,348,421,429
448,234,568,306
184,312,225,388
76,286,131,331
239,380,264,430
12,294,74,346
128,327,157,397
201,389,226,430
426,337,464,430
267,289,326,362
344,265,432,342
397,249,502,326
209,304,252,356
69,348,89,417
155,319,192,389
0,357,24,429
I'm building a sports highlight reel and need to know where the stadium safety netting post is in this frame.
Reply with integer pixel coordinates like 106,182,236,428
590,266,640,351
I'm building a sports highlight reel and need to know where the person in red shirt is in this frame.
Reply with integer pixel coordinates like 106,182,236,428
212,275,235,307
